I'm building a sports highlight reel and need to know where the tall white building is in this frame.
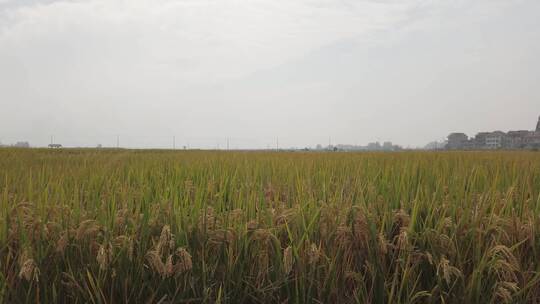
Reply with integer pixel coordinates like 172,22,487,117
485,131,508,149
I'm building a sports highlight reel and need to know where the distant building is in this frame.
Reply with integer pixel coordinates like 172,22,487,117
472,132,490,149
424,141,447,150
48,144,62,148
507,130,530,149
367,142,381,150
446,133,469,150
14,142,30,148
383,142,393,150
485,131,508,149
525,132,540,148
316,141,402,152
444,116,540,150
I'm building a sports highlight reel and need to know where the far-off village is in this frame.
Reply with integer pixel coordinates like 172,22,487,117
447,116,540,150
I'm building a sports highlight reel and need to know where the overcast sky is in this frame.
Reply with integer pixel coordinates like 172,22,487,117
1,0,539,149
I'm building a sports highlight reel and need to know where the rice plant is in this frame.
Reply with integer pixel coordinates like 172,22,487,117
1,148,540,303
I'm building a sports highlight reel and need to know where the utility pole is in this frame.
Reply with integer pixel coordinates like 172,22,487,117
227,138,230,150
276,137,279,151
173,136,176,150
50,135,54,145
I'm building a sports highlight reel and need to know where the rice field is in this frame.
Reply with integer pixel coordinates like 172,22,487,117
1,148,540,303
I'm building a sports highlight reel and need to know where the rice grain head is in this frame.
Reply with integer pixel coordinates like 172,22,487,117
174,247,193,274
283,246,293,274
247,220,258,231
396,229,409,251
18,251,39,282
308,243,321,264
165,254,174,277
56,232,69,254
76,220,101,241
437,256,462,285
393,209,410,230
495,282,519,303
145,250,166,277
377,233,388,255
352,211,368,247
198,207,217,232
96,243,113,271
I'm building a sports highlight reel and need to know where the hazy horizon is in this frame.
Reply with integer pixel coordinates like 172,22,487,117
1,0,539,149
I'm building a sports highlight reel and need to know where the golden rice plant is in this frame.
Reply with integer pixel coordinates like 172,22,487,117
0,148,540,303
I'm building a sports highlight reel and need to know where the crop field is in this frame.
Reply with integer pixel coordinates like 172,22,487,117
1,149,540,303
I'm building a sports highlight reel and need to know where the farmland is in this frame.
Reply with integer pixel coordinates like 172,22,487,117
1,149,540,303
